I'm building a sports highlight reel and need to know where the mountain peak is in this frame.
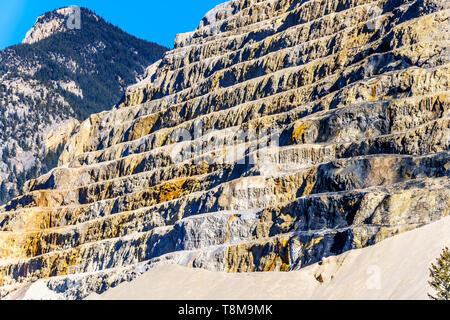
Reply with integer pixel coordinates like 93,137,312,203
23,7,95,45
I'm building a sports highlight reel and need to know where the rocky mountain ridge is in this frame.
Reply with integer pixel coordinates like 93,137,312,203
0,7,168,204
0,0,449,299
22,7,81,45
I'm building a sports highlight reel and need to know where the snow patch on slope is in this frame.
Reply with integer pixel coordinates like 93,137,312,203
87,217,450,300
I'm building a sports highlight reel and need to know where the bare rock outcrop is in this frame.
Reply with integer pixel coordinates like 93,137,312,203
0,0,449,299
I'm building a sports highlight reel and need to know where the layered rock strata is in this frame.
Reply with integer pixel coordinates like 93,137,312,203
0,0,449,299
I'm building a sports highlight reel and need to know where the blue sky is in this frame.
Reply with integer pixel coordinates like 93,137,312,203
0,0,225,49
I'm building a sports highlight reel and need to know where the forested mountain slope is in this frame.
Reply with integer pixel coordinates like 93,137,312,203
0,7,168,203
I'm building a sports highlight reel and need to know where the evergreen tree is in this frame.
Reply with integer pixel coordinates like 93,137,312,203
429,247,450,300
0,181,6,203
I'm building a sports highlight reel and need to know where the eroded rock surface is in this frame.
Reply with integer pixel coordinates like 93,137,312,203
0,0,449,299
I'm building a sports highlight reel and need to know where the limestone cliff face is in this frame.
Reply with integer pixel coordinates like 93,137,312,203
22,7,79,45
0,0,449,299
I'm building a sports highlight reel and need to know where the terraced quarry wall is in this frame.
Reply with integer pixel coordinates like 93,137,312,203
0,0,449,299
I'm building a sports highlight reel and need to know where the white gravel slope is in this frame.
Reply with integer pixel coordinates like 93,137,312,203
88,216,450,300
